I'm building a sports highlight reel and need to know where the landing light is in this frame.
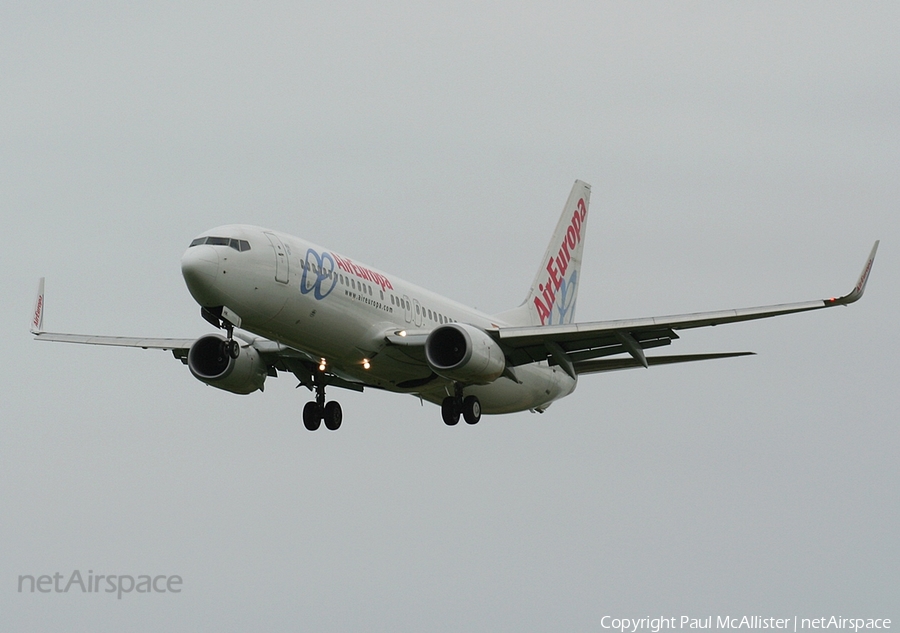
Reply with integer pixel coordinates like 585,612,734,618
398,330,407,337
318,358,327,372
363,359,371,370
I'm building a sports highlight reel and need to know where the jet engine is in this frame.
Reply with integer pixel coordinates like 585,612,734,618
425,323,506,384
188,334,267,394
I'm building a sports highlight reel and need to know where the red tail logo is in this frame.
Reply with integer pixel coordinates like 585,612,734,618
33,295,43,329
533,198,587,325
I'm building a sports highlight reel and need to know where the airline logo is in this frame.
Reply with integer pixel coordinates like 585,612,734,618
534,198,587,325
33,293,43,330
300,249,338,300
301,249,395,301
856,257,874,293
332,253,394,291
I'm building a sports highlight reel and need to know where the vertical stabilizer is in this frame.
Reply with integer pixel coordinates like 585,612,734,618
494,180,591,326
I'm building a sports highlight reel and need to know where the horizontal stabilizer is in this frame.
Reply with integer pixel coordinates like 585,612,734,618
574,351,755,375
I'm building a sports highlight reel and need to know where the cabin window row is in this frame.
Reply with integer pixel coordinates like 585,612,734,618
388,294,455,325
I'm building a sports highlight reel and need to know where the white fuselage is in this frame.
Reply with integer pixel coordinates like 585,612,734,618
181,224,577,414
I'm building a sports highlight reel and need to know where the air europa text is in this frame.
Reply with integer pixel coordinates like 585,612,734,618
534,197,587,324
332,253,394,291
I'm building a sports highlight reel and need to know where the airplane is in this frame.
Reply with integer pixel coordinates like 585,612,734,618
32,181,879,431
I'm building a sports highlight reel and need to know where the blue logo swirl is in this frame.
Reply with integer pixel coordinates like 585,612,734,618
300,249,338,300
553,271,578,325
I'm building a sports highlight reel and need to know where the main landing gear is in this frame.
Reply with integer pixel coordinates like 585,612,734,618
302,375,342,431
441,385,481,426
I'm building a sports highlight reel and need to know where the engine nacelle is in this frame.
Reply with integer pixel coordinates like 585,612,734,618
188,334,267,395
425,323,506,384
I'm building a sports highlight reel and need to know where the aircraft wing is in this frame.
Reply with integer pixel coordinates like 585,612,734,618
30,279,195,351
30,278,368,393
33,332,196,350
490,241,879,377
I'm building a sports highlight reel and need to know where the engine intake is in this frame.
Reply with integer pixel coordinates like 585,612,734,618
425,323,506,384
188,334,267,394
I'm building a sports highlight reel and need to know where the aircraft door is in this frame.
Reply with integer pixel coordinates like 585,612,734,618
403,294,412,324
263,232,290,284
413,298,423,327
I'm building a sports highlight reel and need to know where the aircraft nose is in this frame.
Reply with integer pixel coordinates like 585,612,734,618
181,245,220,304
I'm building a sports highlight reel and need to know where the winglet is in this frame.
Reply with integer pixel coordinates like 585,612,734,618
31,277,45,334
829,240,879,305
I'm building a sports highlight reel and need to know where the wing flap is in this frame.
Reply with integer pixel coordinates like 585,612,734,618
575,352,755,375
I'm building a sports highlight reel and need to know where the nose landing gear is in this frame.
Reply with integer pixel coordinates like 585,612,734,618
222,332,240,360
201,306,241,359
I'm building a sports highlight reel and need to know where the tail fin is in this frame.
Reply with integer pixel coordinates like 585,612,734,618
494,180,591,326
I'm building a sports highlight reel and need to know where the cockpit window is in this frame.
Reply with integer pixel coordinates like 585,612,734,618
228,238,251,252
189,236,251,251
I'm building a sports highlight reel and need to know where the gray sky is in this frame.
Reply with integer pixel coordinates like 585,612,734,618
2,2,898,630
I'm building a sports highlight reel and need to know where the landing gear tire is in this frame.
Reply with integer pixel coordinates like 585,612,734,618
462,395,481,425
225,338,240,359
323,401,343,431
441,397,460,426
303,402,322,431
